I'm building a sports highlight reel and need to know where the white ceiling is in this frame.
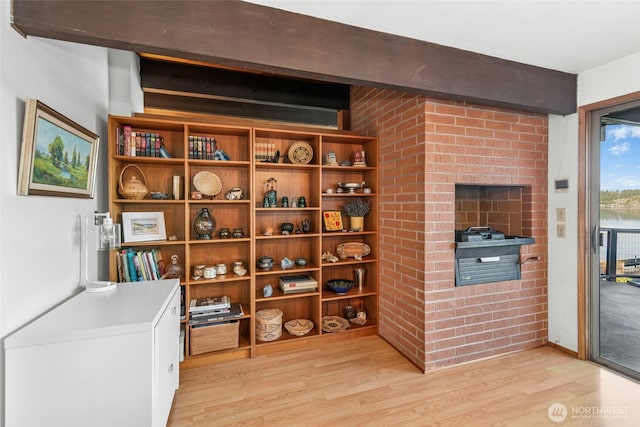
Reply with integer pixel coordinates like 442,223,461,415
247,0,640,74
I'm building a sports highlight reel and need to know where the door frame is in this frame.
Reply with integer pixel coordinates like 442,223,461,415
578,91,640,361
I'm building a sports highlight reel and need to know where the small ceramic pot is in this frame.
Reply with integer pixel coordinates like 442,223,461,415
225,187,244,200
216,263,227,275
257,255,274,270
193,264,205,278
203,266,217,279
280,223,294,234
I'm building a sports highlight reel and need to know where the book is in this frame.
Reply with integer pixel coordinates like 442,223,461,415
190,307,231,317
189,295,231,312
279,275,318,294
153,248,167,278
188,303,244,325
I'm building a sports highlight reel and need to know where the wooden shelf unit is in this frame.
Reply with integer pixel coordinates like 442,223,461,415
108,115,378,366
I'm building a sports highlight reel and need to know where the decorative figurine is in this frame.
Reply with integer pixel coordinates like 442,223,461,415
325,150,338,166
353,149,366,167
263,284,273,297
280,257,295,270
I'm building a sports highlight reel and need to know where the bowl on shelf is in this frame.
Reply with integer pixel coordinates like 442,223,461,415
150,192,169,200
284,319,314,336
337,181,365,194
326,279,355,295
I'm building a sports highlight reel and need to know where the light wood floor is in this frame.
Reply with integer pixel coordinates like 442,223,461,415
168,336,640,426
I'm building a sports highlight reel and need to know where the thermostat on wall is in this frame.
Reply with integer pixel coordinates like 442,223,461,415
555,179,569,192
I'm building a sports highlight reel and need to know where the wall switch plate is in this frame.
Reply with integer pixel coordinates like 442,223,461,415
557,223,566,238
556,207,566,222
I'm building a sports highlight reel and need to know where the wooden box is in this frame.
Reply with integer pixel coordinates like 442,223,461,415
190,321,239,355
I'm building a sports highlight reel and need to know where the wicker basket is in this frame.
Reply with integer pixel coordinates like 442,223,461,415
255,308,283,342
190,321,239,355
118,164,149,200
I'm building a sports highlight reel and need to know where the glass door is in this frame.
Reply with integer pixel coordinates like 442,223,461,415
590,99,640,381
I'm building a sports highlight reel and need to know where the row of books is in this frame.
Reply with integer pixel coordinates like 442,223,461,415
255,142,277,161
188,136,218,160
115,248,167,283
116,126,171,158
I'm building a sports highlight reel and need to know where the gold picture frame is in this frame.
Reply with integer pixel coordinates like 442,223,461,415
17,99,99,198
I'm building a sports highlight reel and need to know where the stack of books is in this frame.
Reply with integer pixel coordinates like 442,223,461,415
279,275,318,294
188,295,244,325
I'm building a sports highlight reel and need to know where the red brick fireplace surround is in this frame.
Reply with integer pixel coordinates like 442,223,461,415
351,87,548,371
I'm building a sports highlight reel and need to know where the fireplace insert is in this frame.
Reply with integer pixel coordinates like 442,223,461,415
454,227,534,286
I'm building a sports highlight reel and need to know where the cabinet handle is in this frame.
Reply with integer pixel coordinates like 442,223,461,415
168,363,174,374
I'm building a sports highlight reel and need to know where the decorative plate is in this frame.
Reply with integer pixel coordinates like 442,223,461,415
321,316,349,333
193,171,222,196
284,319,314,336
288,141,313,164
336,242,371,259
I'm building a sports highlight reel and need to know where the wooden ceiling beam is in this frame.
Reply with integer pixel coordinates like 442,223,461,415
11,0,576,115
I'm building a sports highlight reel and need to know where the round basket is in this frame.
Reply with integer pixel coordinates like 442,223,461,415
118,164,149,200
287,141,313,164
256,308,283,342
284,319,314,336
193,171,222,196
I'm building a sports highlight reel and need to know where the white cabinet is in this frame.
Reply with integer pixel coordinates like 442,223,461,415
4,279,180,427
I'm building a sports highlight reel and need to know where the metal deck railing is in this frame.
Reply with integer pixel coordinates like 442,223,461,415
600,227,640,280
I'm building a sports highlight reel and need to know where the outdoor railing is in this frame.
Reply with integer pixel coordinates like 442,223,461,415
601,227,640,280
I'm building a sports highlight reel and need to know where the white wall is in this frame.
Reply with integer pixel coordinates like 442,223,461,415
0,0,111,421
548,52,640,352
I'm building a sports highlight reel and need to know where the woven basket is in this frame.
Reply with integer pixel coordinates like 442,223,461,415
255,308,283,342
193,171,222,196
118,164,149,200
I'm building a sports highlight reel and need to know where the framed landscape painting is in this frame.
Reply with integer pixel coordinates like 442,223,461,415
17,99,99,198
122,212,167,243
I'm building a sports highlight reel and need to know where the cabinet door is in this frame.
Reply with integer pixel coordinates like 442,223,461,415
153,286,180,426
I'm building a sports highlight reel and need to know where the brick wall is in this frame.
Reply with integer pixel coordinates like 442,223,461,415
351,86,548,371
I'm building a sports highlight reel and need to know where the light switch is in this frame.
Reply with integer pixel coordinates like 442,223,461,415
557,224,566,238
556,208,566,222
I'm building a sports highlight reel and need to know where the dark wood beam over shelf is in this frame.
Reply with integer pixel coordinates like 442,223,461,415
11,0,576,115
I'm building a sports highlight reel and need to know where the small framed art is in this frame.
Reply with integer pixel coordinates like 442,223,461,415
323,210,344,231
122,212,167,243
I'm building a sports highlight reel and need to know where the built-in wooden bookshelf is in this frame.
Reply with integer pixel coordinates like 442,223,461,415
108,114,378,366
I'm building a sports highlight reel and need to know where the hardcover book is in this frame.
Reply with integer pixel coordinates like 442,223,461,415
189,295,231,312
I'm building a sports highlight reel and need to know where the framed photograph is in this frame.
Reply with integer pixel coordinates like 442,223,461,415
17,99,99,198
122,212,167,243
323,210,344,231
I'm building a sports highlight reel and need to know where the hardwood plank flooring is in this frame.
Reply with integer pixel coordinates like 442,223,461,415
168,336,640,426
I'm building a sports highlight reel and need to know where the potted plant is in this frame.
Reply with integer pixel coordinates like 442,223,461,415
342,199,371,231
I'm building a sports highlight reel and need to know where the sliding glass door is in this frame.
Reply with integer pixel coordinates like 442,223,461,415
590,99,640,381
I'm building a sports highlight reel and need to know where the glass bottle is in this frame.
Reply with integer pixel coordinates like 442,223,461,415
166,255,183,279
264,177,277,208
